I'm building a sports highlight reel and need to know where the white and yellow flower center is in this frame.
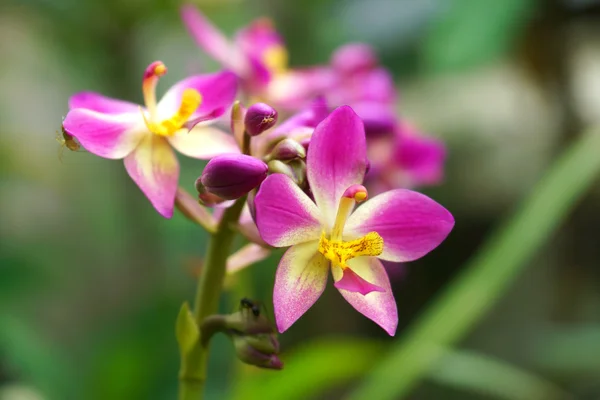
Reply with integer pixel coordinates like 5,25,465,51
140,62,202,137
317,185,383,269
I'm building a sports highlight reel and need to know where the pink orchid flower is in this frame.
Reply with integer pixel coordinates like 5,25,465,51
181,5,287,94
63,61,239,218
254,106,454,335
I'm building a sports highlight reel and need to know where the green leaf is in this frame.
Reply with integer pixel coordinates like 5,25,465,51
349,127,600,400
430,350,569,400
232,338,384,400
176,302,199,355
422,0,535,72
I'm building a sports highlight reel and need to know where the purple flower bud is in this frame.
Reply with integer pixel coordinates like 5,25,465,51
269,138,306,161
232,333,283,370
201,154,268,200
244,103,278,136
331,43,378,74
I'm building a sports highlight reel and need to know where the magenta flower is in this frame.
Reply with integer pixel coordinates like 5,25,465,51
254,106,454,335
366,122,447,193
181,5,287,94
63,61,238,217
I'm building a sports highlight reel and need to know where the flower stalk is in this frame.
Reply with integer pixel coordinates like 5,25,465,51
178,194,247,400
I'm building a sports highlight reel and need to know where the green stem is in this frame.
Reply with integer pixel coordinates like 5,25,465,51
178,196,247,400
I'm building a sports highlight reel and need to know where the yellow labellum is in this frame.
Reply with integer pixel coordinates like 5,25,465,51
318,231,383,268
143,89,202,137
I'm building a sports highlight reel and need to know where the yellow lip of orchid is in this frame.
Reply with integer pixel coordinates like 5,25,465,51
317,184,384,269
262,45,288,76
140,61,203,137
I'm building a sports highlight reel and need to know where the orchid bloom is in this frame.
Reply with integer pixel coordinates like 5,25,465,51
63,61,239,217
366,122,446,194
181,5,287,95
254,106,454,335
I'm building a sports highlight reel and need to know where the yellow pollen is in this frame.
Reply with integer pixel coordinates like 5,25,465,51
318,231,383,268
354,191,368,202
262,46,288,75
154,64,167,76
142,89,202,137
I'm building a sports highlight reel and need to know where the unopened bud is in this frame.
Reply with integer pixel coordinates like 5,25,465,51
201,154,268,200
288,159,307,187
331,43,378,74
194,177,231,207
232,333,283,370
268,138,306,161
267,160,296,181
244,103,278,136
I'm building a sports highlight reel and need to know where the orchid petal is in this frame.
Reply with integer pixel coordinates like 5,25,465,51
332,257,397,336
168,126,240,159
394,133,446,187
254,174,322,247
306,105,367,228
180,5,244,71
333,267,385,295
227,243,271,274
68,92,141,114
273,241,328,333
63,109,146,159
345,189,454,262
157,71,238,122
124,135,179,218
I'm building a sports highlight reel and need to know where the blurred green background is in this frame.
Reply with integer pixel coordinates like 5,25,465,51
2,0,600,399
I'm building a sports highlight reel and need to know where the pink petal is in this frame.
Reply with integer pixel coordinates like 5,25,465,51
345,189,454,262
332,257,397,336
62,109,146,159
168,126,240,159
273,241,329,333
124,135,180,218
156,70,238,122
237,206,268,247
227,243,271,274
180,5,243,71
68,92,141,114
267,67,335,110
334,268,385,295
306,105,367,227
235,18,284,59
254,174,322,247
394,131,446,187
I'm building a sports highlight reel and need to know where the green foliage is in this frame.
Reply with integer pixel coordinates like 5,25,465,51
232,338,384,400
422,0,535,72
176,302,199,355
350,128,600,399
430,350,569,400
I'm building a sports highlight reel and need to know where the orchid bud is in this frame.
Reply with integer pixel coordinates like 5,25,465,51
201,154,268,200
244,103,278,136
288,159,307,187
267,160,296,181
194,177,230,207
232,333,283,370
331,43,378,74
268,138,306,161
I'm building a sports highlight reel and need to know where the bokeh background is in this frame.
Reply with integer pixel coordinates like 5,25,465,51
2,0,600,399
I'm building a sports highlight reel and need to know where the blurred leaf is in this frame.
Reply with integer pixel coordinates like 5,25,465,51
86,299,180,400
422,0,535,72
232,337,384,400
0,316,72,399
176,302,199,355
350,127,600,400
532,324,600,377
430,350,569,400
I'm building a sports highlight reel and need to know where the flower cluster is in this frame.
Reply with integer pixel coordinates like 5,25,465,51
61,6,454,337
